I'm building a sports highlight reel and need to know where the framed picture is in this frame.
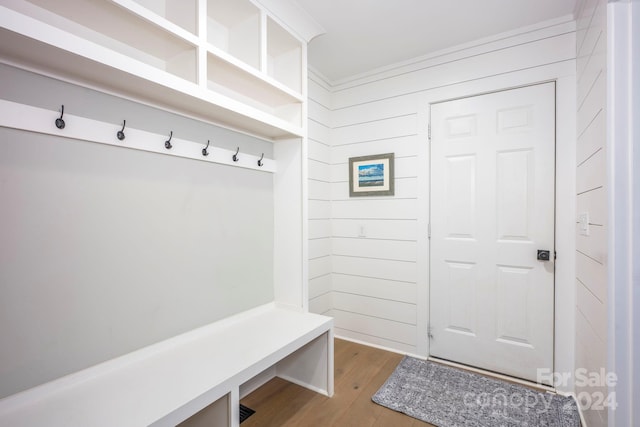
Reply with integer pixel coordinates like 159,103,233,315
349,153,395,197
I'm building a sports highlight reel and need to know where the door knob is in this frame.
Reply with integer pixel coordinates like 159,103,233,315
537,250,551,261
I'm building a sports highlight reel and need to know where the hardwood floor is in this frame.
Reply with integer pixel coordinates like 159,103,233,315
241,338,434,427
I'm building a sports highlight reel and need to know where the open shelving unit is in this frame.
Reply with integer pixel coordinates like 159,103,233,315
267,16,303,93
0,1,327,426
207,0,261,69
0,0,307,139
129,0,198,36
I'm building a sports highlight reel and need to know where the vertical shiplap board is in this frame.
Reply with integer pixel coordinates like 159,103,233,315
307,71,332,315
314,18,577,359
575,0,608,425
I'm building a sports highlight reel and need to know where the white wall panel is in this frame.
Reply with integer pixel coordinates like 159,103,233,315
576,309,607,381
575,250,607,302
332,256,416,283
308,237,331,260
576,107,605,165
576,0,598,50
332,219,418,241
332,274,417,304
331,156,418,182
332,310,417,346
332,114,417,145
308,199,330,219
308,120,330,145
575,308,608,426
576,148,606,194
309,274,331,300
577,71,606,133
333,293,417,325
577,2,605,56
575,0,607,424
331,135,420,161
308,178,330,201
309,75,332,108
576,280,607,342
332,238,416,262
332,93,419,127
576,185,606,226
577,29,604,84
308,139,330,164
331,177,418,201
308,158,330,182
308,73,333,315
308,100,331,126
308,219,330,240
576,222,607,264
577,24,606,99
331,199,417,220
309,292,332,315
333,326,418,355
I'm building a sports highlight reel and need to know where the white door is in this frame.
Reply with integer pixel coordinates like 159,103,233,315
429,83,555,384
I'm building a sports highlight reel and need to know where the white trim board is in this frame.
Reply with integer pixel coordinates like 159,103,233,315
0,99,277,173
607,2,639,426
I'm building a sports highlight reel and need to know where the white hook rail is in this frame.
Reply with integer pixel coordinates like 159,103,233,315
0,99,277,173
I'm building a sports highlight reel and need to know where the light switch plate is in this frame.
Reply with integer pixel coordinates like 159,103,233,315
578,212,590,236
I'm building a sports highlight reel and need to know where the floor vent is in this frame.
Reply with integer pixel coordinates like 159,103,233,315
240,404,256,424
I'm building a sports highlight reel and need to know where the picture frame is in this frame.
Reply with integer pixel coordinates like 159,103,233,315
348,153,395,197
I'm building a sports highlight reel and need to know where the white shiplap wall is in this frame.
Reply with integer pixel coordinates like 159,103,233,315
308,71,332,315
330,95,422,354
308,17,578,360
575,0,608,425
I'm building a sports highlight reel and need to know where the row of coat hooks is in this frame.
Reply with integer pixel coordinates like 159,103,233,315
55,105,266,167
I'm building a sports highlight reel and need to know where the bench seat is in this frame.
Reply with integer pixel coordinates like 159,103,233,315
0,303,334,427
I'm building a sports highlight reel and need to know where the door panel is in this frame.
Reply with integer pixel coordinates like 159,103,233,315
429,83,555,384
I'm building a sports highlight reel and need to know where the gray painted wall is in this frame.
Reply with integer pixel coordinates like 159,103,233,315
0,65,274,398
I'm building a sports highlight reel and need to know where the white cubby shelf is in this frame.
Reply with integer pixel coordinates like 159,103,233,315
0,0,309,140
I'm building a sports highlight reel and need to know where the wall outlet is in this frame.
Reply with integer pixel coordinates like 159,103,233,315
358,224,366,238
578,212,590,236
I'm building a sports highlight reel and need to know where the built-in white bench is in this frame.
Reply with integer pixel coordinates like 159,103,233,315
0,304,334,427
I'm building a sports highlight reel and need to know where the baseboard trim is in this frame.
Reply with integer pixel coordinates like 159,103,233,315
334,334,425,360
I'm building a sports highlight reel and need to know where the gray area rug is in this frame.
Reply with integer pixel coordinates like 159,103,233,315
372,356,581,427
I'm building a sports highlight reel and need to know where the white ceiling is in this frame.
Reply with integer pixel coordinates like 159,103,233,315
295,0,578,83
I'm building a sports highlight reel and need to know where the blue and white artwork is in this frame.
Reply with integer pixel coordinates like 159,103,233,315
358,163,384,187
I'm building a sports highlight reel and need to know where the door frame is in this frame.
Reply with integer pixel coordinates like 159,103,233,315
416,74,576,394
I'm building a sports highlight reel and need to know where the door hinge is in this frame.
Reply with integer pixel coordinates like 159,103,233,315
428,325,434,339
428,123,431,140
428,222,431,239
554,251,557,260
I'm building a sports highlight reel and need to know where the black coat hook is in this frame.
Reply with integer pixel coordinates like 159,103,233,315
233,147,240,162
258,153,264,167
55,105,65,129
165,131,173,150
117,120,126,141
202,140,210,157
